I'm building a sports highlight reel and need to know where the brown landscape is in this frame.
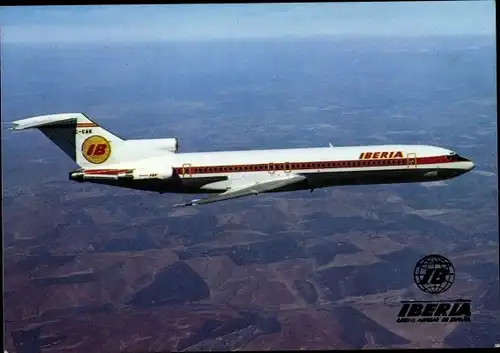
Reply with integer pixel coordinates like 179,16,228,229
3,172,499,351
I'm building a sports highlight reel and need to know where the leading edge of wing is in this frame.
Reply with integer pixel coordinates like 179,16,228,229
173,174,306,207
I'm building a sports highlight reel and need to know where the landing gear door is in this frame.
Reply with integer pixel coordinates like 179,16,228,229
407,153,417,168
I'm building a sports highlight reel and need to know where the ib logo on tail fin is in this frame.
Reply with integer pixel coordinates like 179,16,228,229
81,135,112,164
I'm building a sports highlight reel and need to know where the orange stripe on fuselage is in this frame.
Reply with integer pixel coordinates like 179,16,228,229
77,123,98,128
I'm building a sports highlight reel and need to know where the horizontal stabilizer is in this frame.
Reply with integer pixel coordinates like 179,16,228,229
10,113,91,131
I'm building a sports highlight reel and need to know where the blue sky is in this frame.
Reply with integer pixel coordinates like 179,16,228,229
0,2,495,43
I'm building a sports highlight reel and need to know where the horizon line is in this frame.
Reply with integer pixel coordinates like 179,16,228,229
1,33,496,45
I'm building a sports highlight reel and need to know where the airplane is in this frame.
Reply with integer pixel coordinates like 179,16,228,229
10,113,475,207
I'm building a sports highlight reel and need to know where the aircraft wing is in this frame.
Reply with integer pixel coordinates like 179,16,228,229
173,174,306,207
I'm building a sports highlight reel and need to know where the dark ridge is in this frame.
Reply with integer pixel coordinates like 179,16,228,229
33,272,98,286
125,261,209,308
40,303,115,320
293,280,319,304
306,241,362,266
333,306,411,348
177,311,281,351
16,254,77,271
95,235,159,252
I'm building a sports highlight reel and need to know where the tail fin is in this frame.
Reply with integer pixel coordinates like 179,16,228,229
10,113,124,168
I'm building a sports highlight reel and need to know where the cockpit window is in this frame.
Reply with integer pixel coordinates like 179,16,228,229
446,153,469,162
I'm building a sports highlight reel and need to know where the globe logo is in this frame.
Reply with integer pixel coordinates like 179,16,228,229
413,254,455,294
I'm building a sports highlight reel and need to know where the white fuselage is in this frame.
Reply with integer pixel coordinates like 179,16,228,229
80,144,475,194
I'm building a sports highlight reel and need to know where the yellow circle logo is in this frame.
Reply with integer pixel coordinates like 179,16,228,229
81,135,111,164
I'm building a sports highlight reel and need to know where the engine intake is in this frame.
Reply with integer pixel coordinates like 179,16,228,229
146,138,179,153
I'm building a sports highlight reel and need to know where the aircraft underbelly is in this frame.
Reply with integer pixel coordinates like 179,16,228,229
303,167,443,188
83,166,448,194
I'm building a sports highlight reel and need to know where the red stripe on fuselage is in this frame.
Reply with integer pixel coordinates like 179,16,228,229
84,169,130,175
80,156,454,177
174,155,453,176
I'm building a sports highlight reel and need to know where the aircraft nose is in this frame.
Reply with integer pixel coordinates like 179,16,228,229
462,159,474,172
456,155,474,171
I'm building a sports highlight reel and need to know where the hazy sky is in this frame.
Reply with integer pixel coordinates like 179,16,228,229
0,2,495,43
